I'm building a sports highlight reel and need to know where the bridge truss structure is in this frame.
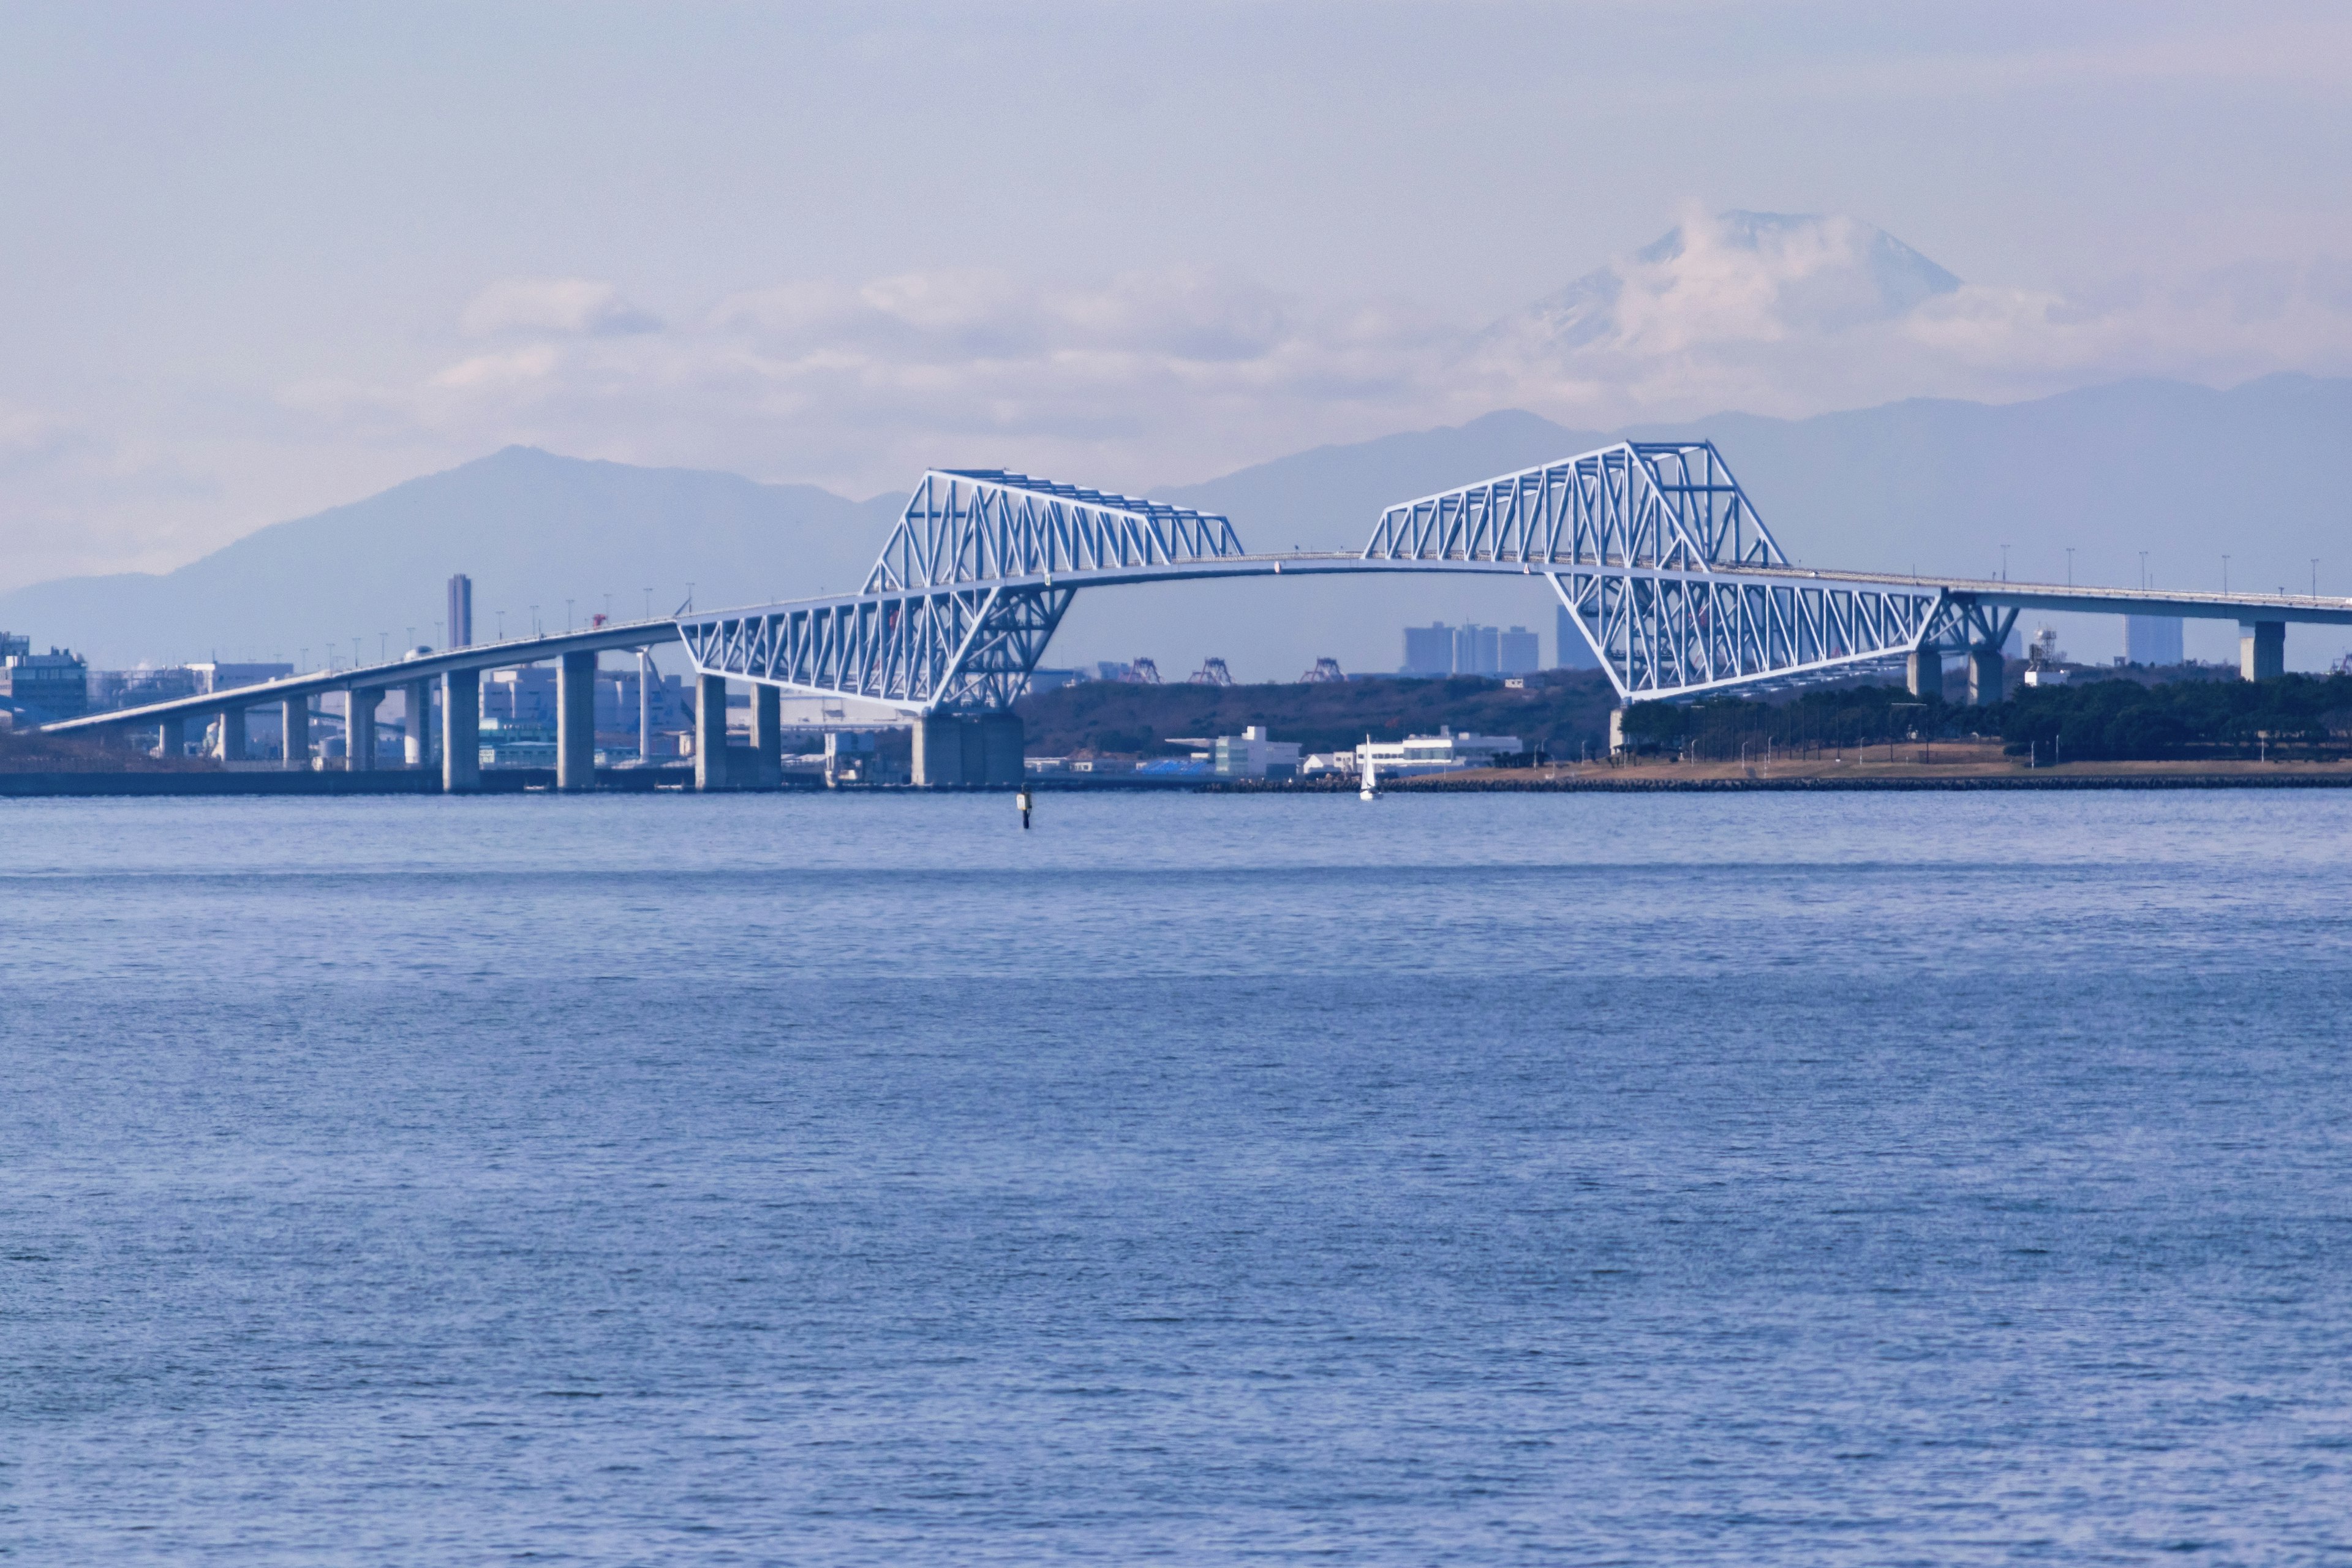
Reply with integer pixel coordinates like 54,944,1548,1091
47,442,2352,771
1363,443,1943,700
679,442,1956,712
657,435,2352,719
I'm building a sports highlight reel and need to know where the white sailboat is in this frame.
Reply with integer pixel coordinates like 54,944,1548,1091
1359,737,1378,801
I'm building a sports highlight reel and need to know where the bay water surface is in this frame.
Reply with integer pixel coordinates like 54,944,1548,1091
4,790,2351,1563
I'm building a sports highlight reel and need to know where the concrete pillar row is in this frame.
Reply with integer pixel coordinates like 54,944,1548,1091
557,651,597,793
979,712,1025,785
442,669,481,793
1966,647,2005,707
911,713,1025,786
218,706,247,763
1905,648,1945,702
693,673,731,791
281,696,309,769
2239,620,2285,682
348,688,381,771
911,714,963,787
751,685,783,788
404,678,433,769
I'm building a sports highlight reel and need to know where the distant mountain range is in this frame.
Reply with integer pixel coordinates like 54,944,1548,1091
6,374,2348,677
0,450,903,669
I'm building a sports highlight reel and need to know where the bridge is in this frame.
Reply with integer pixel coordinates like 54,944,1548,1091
47,441,2352,788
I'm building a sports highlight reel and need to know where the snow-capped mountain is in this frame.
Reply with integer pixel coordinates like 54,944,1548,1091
1484,210,1963,353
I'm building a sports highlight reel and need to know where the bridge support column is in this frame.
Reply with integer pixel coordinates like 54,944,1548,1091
558,651,596,792
404,679,432,768
751,685,783,788
1906,649,1945,701
913,714,964,786
979,712,1024,785
217,706,247,762
694,674,731,791
347,689,380,770
442,669,480,793
2239,619,2285,682
1967,647,2005,706
157,715,184,758
281,696,309,769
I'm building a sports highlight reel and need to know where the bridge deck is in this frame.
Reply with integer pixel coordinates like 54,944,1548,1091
45,559,2352,737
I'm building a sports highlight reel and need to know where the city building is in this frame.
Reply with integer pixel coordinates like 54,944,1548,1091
2125,615,2185,666
448,573,474,647
1402,623,1541,677
1212,725,1302,780
186,661,294,693
1402,624,1453,675
1453,624,1500,676
1498,625,1540,674
1355,728,1526,778
89,665,200,711
0,641,89,720
478,715,556,769
1553,606,1602,670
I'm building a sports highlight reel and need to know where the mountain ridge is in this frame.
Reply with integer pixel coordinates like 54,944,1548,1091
6,374,2348,676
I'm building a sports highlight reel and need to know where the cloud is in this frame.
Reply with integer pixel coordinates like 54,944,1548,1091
285,225,2352,505
459,277,663,338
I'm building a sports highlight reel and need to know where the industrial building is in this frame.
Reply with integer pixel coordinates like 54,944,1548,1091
0,636,89,721
1212,726,1302,780
1355,728,1527,779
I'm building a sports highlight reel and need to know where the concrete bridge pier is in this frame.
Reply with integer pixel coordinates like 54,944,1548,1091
2240,619,2285,682
557,652,596,792
1967,646,2005,706
404,679,432,768
281,696,308,768
694,674,730,791
1905,648,1945,701
217,706,248,762
751,685,783,788
442,669,480,793
157,715,185,758
913,713,1025,786
348,688,380,771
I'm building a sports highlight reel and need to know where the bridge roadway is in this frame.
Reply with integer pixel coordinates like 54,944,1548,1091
42,554,2352,794
40,617,687,793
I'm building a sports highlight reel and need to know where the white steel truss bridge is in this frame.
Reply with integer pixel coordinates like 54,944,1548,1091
679,441,2352,714
47,439,2352,794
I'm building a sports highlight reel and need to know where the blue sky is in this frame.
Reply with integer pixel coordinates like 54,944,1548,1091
4,1,2350,590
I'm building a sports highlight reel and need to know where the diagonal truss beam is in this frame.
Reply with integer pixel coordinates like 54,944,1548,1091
1365,441,1784,572
1548,569,1946,702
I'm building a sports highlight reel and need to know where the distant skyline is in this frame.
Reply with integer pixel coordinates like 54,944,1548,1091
4,2,2350,594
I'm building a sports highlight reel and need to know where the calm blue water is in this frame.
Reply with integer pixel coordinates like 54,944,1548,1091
4,791,2351,1564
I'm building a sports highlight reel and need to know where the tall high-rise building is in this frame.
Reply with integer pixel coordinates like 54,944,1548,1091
1453,624,1501,676
447,574,473,649
2125,616,2184,666
1498,625,1540,675
1402,624,1453,675
1554,606,1601,670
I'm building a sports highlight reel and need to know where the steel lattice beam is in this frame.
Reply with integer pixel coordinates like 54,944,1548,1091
1546,569,1946,701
